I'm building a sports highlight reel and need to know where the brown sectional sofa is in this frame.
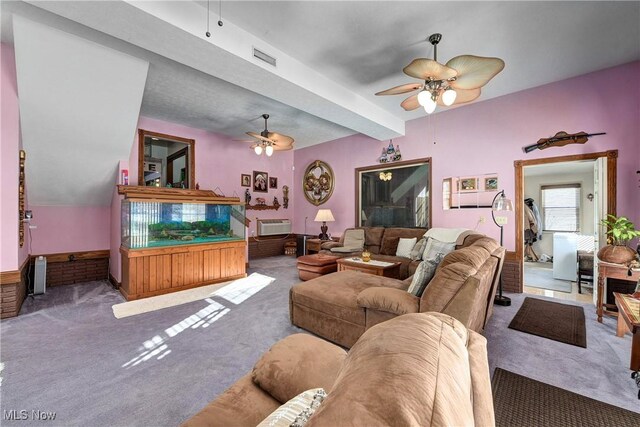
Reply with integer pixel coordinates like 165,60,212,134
182,313,495,427
319,227,427,279
291,234,505,348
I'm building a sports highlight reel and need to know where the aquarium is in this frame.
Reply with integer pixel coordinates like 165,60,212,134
121,200,245,249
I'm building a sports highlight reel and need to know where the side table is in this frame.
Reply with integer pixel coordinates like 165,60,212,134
597,261,640,322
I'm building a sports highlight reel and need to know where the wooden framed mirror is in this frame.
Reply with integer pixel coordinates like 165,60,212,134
138,129,195,188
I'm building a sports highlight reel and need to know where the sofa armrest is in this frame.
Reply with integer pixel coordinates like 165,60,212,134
467,331,495,427
320,241,342,250
357,287,419,316
252,334,347,403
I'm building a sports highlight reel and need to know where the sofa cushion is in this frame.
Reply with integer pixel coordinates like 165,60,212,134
363,227,385,248
380,228,427,255
257,388,326,427
306,313,475,427
407,259,439,297
395,237,416,258
252,334,347,404
409,237,427,261
422,237,456,261
332,229,364,253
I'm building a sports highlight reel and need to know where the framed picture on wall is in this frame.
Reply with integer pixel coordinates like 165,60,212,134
459,178,477,191
269,177,278,189
253,171,268,192
485,176,498,190
241,174,251,187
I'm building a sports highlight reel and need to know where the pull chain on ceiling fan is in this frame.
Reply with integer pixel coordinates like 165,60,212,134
241,114,294,156
376,33,505,114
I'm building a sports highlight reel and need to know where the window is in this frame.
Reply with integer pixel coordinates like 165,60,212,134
356,159,431,228
541,184,580,232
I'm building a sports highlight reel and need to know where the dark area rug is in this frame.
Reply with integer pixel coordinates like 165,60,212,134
492,368,640,427
509,297,586,347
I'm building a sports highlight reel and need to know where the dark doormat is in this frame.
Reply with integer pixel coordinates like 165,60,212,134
492,368,640,427
509,297,586,347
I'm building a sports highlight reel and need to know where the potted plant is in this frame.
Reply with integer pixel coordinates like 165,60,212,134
597,215,640,264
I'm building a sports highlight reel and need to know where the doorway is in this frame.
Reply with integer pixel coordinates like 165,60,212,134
514,151,617,303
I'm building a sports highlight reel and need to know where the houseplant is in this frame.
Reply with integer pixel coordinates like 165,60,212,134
597,215,640,264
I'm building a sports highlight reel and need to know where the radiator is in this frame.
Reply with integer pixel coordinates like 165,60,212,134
257,219,292,236
34,256,47,295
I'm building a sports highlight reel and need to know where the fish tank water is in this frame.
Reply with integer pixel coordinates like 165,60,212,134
122,200,245,249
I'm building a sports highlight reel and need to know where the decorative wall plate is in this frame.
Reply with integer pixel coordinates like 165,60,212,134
303,160,334,206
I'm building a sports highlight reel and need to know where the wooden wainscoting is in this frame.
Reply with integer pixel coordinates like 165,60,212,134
120,240,246,300
31,250,110,286
0,257,30,319
248,235,297,259
501,251,522,293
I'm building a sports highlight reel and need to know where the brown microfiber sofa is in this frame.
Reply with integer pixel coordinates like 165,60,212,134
290,234,505,348
182,313,495,427
319,227,427,279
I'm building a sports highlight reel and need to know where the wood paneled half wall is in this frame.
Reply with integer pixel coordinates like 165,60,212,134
0,257,30,319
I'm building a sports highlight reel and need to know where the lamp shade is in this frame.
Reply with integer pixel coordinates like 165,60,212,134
314,209,335,222
492,192,513,211
254,145,263,155
265,145,274,156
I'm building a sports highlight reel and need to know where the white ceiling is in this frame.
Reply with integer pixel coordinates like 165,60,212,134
4,1,639,146
12,15,148,206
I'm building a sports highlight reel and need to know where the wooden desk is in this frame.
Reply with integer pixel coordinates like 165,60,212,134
614,292,640,371
597,261,640,322
337,258,401,279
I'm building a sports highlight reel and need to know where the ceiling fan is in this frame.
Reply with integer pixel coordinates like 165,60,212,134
242,114,294,156
375,33,505,114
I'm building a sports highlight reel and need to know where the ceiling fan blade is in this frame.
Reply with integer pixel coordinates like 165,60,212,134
446,55,505,90
400,94,421,111
403,58,457,81
375,82,423,96
272,143,293,151
437,87,481,106
266,132,294,146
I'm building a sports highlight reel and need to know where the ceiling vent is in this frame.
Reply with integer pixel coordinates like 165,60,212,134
253,47,276,67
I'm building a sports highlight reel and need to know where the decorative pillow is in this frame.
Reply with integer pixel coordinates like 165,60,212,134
341,229,365,251
422,237,456,262
406,259,439,297
395,237,417,258
409,237,427,261
257,388,327,427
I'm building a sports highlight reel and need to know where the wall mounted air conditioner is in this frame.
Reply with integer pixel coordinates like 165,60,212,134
257,219,292,236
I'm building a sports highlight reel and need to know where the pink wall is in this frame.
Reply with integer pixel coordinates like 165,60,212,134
0,43,29,272
29,206,111,255
293,61,640,251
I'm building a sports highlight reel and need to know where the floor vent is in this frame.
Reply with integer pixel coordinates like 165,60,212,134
253,47,277,67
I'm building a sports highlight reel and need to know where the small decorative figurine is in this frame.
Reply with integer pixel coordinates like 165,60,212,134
273,196,280,207
255,197,266,206
282,185,289,209
244,188,251,205
196,182,200,190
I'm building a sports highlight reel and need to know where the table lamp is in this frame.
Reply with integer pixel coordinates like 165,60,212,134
492,190,513,306
314,209,335,240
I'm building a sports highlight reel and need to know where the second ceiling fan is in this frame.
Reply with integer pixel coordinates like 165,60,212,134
244,114,294,156
376,33,505,114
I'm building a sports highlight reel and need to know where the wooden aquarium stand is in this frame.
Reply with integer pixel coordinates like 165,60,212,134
118,186,247,301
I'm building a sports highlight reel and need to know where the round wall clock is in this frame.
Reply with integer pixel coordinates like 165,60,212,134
303,160,334,206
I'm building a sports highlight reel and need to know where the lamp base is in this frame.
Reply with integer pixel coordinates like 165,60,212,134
494,295,511,306
319,223,329,241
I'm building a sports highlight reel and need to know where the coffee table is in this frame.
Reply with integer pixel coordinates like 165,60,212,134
336,257,401,279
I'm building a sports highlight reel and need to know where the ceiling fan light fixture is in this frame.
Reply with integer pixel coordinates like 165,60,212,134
442,88,457,106
417,89,431,107
254,145,263,155
424,96,437,114
265,145,274,156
